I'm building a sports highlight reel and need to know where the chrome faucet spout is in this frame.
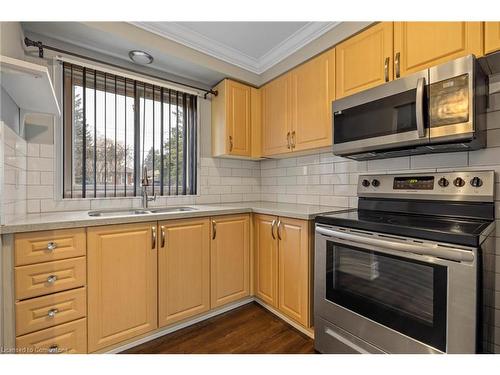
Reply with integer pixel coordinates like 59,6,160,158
141,166,156,209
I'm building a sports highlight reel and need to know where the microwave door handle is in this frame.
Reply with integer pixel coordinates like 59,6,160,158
416,76,426,138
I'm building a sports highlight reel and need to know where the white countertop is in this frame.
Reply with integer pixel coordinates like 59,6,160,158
0,201,348,234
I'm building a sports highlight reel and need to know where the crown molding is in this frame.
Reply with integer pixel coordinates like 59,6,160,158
130,22,341,75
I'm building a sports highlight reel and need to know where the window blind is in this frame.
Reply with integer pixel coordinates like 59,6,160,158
62,62,198,198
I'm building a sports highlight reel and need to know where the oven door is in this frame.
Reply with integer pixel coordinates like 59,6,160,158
314,225,478,354
332,69,429,157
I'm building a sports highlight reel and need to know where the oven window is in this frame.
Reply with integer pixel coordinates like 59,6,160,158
326,241,447,352
333,89,419,144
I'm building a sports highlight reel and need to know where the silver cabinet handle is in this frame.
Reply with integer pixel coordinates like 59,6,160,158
286,132,291,149
160,225,166,248
271,219,277,240
47,345,59,354
416,76,426,138
46,275,57,284
384,57,390,82
47,241,57,251
151,226,156,249
291,131,296,149
47,308,59,318
277,219,282,241
395,52,400,78
212,220,217,240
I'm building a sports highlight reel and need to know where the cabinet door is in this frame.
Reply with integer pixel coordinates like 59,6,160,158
485,22,500,54
262,73,292,156
227,80,251,156
394,22,483,77
291,48,335,151
87,222,157,352
253,214,278,307
336,22,393,98
158,218,210,327
210,215,250,308
277,217,310,327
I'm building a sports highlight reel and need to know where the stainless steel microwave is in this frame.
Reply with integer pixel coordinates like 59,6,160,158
332,55,488,160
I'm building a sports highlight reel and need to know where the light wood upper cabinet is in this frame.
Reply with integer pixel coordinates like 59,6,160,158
485,22,500,54
394,22,483,77
210,215,250,308
87,222,157,352
291,48,335,151
262,72,292,156
212,79,261,158
158,218,210,327
277,217,311,327
253,214,278,308
336,22,393,98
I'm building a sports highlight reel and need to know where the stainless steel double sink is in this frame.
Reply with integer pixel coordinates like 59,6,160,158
88,206,198,217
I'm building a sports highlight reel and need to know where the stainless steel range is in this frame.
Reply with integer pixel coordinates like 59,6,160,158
314,171,496,354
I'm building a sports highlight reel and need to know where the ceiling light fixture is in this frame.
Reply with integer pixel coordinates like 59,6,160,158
128,50,154,65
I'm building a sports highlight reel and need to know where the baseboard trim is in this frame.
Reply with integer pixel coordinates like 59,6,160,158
254,299,314,339
105,298,254,354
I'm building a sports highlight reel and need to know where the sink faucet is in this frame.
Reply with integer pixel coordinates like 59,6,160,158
141,166,156,209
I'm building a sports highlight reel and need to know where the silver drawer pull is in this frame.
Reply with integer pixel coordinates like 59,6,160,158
47,241,57,251
47,308,59,318
47,345,59,354
46,275,58,284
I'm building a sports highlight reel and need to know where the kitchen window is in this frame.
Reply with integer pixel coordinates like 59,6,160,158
62,62,198,198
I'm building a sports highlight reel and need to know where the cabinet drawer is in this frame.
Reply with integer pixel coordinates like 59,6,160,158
15,228,86,266
16,318,87,354
15,257,86,300
16,287,87,336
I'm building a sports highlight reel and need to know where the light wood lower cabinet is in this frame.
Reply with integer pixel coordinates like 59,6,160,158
253,214,311,327
277,217,311,327
15,318,87,354
87,222,158,352
254,214,278,307
210,214,250,308
158,218,210,327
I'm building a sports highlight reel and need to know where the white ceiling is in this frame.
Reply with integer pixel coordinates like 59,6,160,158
22,22,224,87
21,22,342,86
132,22,340,74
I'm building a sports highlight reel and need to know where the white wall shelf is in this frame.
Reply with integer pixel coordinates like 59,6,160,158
0,55,60,116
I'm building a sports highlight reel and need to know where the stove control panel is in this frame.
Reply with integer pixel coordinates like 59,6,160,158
358,171,495,202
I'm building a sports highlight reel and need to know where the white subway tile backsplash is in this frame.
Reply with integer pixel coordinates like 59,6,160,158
39,144,54,158
411,152,468,169
368,157,410,171
27,157,53,171
27,143,40,157
470,147,500,166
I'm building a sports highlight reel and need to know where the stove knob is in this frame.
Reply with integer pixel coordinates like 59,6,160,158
453,177,465,187
438,177,449,187
470,176,483,188
361,179,370,187
371,179,380,187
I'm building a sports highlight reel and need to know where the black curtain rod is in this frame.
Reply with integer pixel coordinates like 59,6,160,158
24,37,218,99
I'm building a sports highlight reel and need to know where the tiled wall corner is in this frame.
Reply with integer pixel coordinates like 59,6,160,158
1,123,27,221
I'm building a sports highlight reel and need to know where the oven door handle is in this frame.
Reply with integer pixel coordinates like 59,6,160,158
316,226,473,263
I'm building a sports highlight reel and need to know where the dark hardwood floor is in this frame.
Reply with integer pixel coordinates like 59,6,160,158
122,302,315,354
